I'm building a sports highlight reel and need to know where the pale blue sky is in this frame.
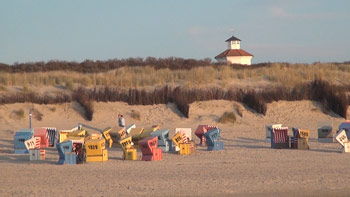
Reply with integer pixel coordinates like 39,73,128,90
1,0,349,65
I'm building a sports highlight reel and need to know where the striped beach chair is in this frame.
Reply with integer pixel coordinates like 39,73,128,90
46,127,57,147
265,124,282,142
271,127,289,149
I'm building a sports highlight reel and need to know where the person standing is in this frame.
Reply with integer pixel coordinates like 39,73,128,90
118,114,125,128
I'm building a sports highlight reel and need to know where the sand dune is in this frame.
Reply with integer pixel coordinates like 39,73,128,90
0,100,349,196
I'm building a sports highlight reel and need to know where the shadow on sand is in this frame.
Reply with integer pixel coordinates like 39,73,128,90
0,138,13,150
0,154,58,165
219,137,269,149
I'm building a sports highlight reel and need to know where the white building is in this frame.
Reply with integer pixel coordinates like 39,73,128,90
215,35,253,65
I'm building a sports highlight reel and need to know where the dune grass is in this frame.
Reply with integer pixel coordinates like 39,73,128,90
130,110,141,120
1,63,350,89
1,61,350,120
218,112,236,124
33,109,43,121
1,79,347,120
0,85,7,91
13,109,25,120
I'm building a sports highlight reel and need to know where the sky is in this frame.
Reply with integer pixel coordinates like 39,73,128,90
0,0,349,65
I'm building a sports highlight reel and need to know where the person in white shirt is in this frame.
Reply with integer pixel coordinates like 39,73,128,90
118,114,125,128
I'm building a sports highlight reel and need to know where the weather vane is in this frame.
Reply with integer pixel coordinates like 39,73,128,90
229,28,235,35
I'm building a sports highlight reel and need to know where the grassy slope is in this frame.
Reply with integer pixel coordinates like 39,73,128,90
0,62,349,119
1,63,350,90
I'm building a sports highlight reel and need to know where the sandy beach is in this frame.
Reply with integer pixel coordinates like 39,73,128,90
1,100,350,196
2,0,349,196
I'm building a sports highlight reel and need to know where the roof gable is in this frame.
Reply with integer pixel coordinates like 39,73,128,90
225,36,241,42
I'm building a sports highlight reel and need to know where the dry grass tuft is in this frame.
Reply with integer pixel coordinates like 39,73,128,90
0,85,7,91
12,109,25,120
32,109,43,121
218,112,236,124
130,110,141,120
65,81,74,91
22,85,30,93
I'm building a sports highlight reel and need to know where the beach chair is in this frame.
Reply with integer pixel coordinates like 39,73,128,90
125,148,137,160
335,130,348,147
116,127,127,141
271,127,289,149
290,128,310,150
29,149,45,161
24,137,40,151
126,124,136,135
140,127,156,140
119,136,133,152
172,132,183,152
139,136,162,161
129,128,144,147
67,129,86,137
338,122,350,139
195,125,209,146
204,128,224,151
85,131,103,141
151,129,172,152
178,140,195,155
344,142,350,153
26,137,45,161
34,128,49,148
85,138,108,162
265,124,282,142
56,141,73,165
318,126,335,143
45,127,58,147
59,130,72,143
176,128,192,142
119,136,137,160
174,128,193,151
102,127,113,148
14,128,34,154
335,130,349,153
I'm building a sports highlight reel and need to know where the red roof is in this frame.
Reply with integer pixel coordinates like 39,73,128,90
215,49,253,59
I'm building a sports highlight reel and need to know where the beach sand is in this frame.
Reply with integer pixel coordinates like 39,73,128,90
1,100,349,196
